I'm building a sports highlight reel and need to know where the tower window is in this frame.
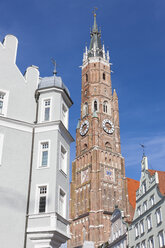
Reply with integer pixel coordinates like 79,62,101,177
43,99,51,121
60,145,67,174
59,188,66,217
38,186,47,213
103,72,106,80
94,100,97,112
40,141,49,168
83,102,88,116
86,74,88,82
103,101,108,113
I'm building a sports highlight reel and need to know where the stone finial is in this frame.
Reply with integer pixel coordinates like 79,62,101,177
141,156,148,171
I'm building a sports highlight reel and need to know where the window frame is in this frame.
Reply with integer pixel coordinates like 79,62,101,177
35,184,49,214
135,223,139,238
41,97,52,122
140,219,144,235
59,143,67,175
58,186,66,218
0,89,9,116
158,230,165,248
103,100,108,113
156,207,162,225
38,140,50,169
150,195,154,206
148,236,154,248
61,102,68,128
147,214,152,231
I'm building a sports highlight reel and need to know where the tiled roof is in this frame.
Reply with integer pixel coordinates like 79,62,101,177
127,178,140,209
148,169,165,196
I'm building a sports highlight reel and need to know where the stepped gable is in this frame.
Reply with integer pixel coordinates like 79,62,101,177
148,169,165,195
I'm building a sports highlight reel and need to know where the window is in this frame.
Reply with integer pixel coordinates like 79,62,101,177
44,99,51,121
156,208,162,225
103,101,108,113
60,145,67,174
141,240,146,248
150,195,154,206
59,188,66,217
148,236,154,248
40,142,49,168
103,72,106,80
86,74,88,82
136,243,140,248
135,223,139,238
38,186,47,213
138,206,141,216
158,230,165,248
142,180,147,194
147,215,152,230
62,103,68,127
143,201,147,212
94,100,98,112
0,92,5,114
140,220,144,235
0,90,9,116
83,102,88,116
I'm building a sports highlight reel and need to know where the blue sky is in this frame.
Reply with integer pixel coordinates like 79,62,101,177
1,0,165,181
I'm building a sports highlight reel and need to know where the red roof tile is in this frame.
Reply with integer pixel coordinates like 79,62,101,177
148,169,165,196
127,178,140,209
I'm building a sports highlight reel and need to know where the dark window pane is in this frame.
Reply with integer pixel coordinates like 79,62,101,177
44,107,50,121
39,196,46,213
42,151,48,166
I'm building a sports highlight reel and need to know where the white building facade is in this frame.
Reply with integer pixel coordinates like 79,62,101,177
108,208,128,248
129,156,165,248
0,35,73,248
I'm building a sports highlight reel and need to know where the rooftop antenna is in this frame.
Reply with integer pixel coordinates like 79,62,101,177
51,58,57,75
140,144,146,157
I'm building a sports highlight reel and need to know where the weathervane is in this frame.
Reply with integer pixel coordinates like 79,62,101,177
92,7,98,16
51,58,57,75
140,144,146,157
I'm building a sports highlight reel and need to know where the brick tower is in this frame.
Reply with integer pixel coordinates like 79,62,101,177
69,14,128,247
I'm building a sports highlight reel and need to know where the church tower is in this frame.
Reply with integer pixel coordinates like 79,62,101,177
69,14,128,247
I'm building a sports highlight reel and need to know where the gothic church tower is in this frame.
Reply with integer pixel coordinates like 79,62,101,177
69,14,128,247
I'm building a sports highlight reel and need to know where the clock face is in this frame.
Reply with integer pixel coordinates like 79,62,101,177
81,169,88,184
102,119,114,134
104,168,114,181
80,120,89,136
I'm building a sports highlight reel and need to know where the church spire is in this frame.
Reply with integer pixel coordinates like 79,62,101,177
82,12,110,63
88,13,103,58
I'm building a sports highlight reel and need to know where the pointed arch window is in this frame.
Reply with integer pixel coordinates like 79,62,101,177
94,100,97,112
83,102,88,116
103,101,108,113
103,72,106,80
86,74,88,82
